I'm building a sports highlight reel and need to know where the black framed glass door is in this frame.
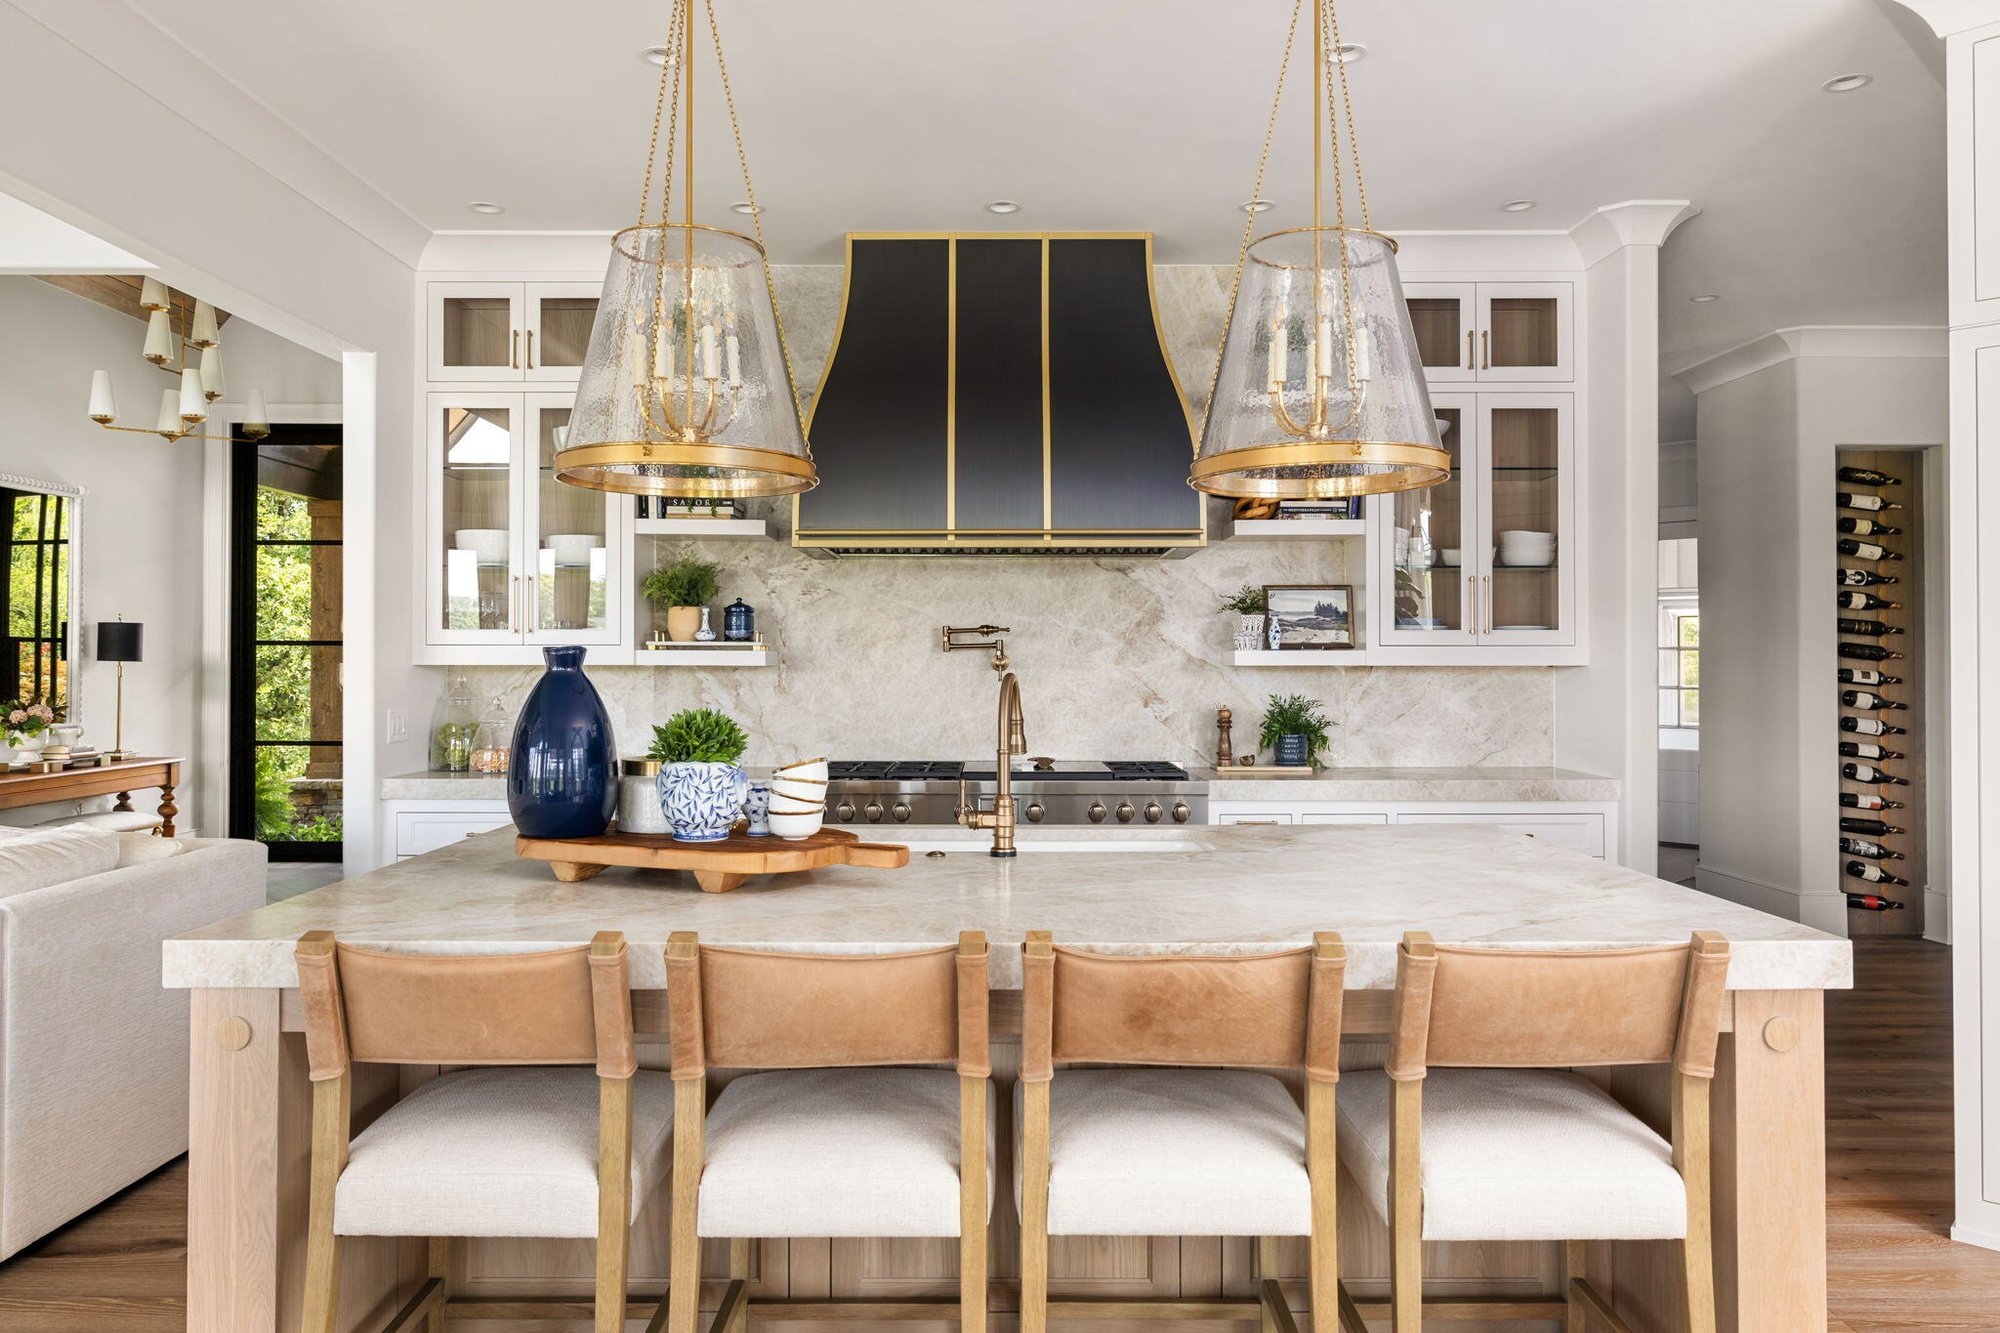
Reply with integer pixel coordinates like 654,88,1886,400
228,427,343,860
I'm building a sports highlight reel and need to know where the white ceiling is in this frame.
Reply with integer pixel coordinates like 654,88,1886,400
64,0,1948,366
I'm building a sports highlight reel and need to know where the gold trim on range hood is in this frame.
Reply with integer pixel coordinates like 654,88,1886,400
792,232,1206,557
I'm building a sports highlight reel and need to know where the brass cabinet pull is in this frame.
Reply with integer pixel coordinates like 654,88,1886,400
511,574,521,632
1482,574,1493,634
1465,330,1476,371
525,329,535,370
1232,819,1282,826
510,328,520,370
1467,574,1478,634
1481,329,1491,370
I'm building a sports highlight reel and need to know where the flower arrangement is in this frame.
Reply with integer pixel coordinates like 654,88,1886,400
4,700,56,749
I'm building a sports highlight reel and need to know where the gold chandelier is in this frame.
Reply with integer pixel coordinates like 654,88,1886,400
1191,0,1448,498
85,278,270,444
557,0,815,498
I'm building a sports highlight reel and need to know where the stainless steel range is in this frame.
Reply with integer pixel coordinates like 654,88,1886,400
825,761,1208,828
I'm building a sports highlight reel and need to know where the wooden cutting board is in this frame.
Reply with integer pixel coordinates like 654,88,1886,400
514,826,908,893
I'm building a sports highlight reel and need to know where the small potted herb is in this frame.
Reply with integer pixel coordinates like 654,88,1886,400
1260,693,1334,769
649,708,751,842
1221,585,1269,650
641,545,722,643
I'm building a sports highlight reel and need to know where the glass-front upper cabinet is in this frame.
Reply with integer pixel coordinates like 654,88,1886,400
1380,396,1476,644
1480,397,1570,641
524,395,618,643
1401,282,1572,383
427,282,602,383
430,394,521,643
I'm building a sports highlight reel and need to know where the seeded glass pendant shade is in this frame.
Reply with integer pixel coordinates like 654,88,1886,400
558,0,814,499
1192,0,1447,499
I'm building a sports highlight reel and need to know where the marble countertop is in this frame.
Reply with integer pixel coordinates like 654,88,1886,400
381,765,1620,804
167,823,1843,992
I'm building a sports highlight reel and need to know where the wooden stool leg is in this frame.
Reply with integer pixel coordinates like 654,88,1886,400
959,1074,988,1333
426,1237,451,1333
1674,1073,1717,1333
1565,1241,1586,1333
729,1238,752,1333
301,1075,349,1333
1388,1080,1422,1333
597,1077,635,1333
1257,1237,1281,1333
1019,1080,1051,1333
668,1079,706,1333
1305,1080,1340,1328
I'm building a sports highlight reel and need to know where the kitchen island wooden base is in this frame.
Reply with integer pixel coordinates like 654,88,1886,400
185,985,1824,1333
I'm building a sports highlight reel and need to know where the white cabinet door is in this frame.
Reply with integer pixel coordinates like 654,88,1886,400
428,282,526,382
394,810,515,857
1403,282,1477,383
1377,393,1479,647
1473,281,1573,382
522,393,623,646
1215,811,1298,826
1393,811,1606,858
524,282,602,383
1476,394,1576,648
1299,812,1391,825
425,392,526,648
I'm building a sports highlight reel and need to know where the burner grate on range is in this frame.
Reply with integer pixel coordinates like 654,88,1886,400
1104,761,1191,780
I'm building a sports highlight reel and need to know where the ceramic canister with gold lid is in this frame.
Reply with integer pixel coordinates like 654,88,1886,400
617,757,672,835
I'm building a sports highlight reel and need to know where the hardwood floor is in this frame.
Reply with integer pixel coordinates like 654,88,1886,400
0,937,1990,1331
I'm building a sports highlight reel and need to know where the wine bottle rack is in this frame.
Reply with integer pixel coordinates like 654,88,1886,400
1836,453,1924,934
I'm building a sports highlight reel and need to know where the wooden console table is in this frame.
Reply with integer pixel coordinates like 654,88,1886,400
0,756,182,835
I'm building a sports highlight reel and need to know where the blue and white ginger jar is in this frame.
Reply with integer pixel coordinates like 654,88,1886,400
658,761,750,842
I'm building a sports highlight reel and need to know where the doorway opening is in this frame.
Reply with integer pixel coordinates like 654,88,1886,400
228,426,343,861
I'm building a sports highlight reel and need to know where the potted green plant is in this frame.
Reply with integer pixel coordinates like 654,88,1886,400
1260,693,1334,769
1221,585,1269,649
641,544,723,643
649,707,751,842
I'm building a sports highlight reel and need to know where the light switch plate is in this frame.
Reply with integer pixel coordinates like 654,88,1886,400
385,708,409,744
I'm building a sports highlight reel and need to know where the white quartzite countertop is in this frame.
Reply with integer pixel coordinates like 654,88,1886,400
168,823,1838,992
381,765,1619,804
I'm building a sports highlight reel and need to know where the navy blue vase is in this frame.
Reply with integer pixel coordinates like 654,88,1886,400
507,645,617,839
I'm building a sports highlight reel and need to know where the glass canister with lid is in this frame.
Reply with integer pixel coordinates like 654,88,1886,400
617,757,672,835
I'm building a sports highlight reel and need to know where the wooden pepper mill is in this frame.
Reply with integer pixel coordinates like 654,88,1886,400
1215,705,1235,772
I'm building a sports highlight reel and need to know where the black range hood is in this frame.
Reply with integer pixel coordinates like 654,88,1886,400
793,233,1205,556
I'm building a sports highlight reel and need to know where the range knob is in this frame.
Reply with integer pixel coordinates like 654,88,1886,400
1171,802,1192,824
1025,801,1046,823
1115,801,1136,824
1143,801,1163,824
835,800,856,822
891,800,912,823
1087,801,1107,824
864,800,884,823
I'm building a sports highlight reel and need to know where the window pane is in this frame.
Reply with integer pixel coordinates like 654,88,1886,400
1680,649,1700,688
253,743,344,843
254,644,342,743
1659,689,1679,727
1682,690,1700,726
1679,614,1699,648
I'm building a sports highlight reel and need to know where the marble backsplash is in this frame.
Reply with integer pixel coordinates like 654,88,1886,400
449,262,1554,770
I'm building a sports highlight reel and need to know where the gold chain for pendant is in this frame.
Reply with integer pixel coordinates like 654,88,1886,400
1318,0,1361,438
1199,0,1303,460
1328,0,1371,230
635,0,684,228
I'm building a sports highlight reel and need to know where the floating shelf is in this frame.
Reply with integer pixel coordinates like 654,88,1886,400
1229,518,1367,540
633,517,769,540
634,647,773,667
1231,649,1372,667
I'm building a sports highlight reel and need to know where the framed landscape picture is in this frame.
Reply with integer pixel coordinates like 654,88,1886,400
1264,584,1356,649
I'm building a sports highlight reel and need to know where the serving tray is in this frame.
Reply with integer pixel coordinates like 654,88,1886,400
514,826,908,893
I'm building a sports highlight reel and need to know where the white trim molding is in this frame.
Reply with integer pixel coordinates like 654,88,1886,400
1569,200,1699,268
1672,325,1949,394
1895,0,2000,37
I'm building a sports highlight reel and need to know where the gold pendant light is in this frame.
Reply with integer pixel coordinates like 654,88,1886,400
558,0,816,498
1191,0,1448,498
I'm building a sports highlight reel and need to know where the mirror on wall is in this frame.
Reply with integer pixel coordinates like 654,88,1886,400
0,477,80,720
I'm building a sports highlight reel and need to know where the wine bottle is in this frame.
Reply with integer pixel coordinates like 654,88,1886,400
1837,516,1902,537
1839,836,1902,860
1842,762,1909,784
1846,860,1910,886
1837,466,1902,487
1840,716,1904,735
1837,618,1904,637
1840,741,1903,760
1841,791,1904,810
1836,491,1901,512
1838,539,1901,562
1837,591,1900,612
1840,817,1905,837
1838,568,1899,587
1841,689,1908,709
1838,645,1905,664
1846,893,1905,912
1838,667,1901,687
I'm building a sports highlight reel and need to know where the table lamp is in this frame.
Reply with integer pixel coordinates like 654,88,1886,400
96,620,143,760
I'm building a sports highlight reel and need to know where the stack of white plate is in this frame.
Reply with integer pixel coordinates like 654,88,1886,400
1497,530,1556,567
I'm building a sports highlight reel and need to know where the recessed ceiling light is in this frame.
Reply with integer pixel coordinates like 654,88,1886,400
1690,294,1721,303
985,199,1021,215
730,201,760,216
1335,43,1366,63
1822,72,1873,94
641,46,676,66
1240,198,1276,214
1499,199,1537,213
467,201,505,215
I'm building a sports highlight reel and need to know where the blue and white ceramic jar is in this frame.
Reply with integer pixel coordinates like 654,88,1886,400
742,781,771,836
658,761,750,842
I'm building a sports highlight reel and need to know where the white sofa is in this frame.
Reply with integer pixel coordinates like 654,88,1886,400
0,830,266,1259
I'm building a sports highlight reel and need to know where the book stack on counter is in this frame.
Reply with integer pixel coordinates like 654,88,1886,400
636,497,749,519
1835,465,1910,913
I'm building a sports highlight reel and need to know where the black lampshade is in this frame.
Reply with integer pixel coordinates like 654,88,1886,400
96,621,143,663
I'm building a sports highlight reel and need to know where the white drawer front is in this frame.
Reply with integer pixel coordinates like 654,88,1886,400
1215,811,1298,826
395,811,515,857
1393,812,1606,858
1299,813,1392,826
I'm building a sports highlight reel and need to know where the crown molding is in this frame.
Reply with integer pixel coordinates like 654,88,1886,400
1890,0,2000,36
1570,201,1699,268
1672,325,1947,395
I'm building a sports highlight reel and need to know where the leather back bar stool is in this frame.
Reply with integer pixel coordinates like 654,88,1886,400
1338,930,1731,1332
294,930,671,1333
1017,931,1363,1333
663,931,993,1333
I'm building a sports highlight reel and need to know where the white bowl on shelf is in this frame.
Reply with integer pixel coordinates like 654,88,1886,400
1438,548,1461,567
453,528,510,567
545,534,599,567
767,808,825,840
771,778,825,804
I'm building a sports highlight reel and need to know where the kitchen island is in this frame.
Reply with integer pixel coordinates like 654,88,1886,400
170,823,1845,1332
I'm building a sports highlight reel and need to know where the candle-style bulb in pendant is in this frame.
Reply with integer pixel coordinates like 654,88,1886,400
725,322,742,390
1267,321,1285,386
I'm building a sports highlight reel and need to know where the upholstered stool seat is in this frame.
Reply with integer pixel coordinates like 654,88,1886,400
1337,1067,1686,1243
335,1066,674,1239
700,1067,995,1238
1018,1068,1310,1237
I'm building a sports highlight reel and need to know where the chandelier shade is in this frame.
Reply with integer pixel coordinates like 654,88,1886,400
558,221,812,497
1192,226,1446,497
